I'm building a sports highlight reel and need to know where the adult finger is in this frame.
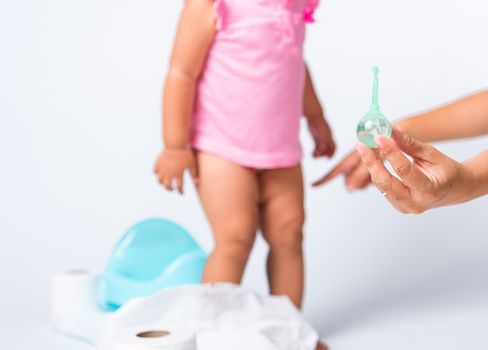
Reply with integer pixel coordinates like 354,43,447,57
375,135,429,189
391,128,434,159
312,151,359,187
356,143,393,194
356,142,412,211
345,163,371,190
312,165,342,186
356,176,372,189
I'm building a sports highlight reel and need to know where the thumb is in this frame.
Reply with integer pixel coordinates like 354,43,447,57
392,128,434,159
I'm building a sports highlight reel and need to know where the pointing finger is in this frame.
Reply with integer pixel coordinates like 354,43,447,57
312,152,359,187
345,163,371,190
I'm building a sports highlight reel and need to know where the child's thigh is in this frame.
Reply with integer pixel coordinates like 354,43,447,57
259,165,305,241
196,152,260,243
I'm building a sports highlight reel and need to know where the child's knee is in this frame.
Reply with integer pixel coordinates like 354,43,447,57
214,222,256,261
263,209,305,252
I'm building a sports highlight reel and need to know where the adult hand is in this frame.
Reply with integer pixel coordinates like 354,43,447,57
355,128,475,214
312,150,371,189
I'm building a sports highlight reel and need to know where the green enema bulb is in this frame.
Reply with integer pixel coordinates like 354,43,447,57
356,66,392,148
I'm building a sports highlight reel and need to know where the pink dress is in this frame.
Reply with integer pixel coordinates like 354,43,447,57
190,0,319,169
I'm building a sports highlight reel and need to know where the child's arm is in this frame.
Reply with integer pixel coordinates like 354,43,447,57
303,64,336,158
302,65,324,120
154,0,216,193
395,90,488,142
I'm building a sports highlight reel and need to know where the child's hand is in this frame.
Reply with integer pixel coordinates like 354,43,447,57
307,115,336,158
154,148,198,194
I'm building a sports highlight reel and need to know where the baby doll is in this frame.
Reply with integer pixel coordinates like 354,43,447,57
154,0,334,323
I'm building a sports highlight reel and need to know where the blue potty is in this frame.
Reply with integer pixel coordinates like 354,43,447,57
98,218,207,310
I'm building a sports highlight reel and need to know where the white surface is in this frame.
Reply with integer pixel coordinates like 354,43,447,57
1,0,488,349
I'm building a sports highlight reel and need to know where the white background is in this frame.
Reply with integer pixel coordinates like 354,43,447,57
1,0,488,349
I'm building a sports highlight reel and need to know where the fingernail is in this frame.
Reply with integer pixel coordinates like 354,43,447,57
374,136,387,147
355,142,367,155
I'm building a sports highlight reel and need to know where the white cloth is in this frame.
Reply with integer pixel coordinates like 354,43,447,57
55,283,319,350
53,311,110,345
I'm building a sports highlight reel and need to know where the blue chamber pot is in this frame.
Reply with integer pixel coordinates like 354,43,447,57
98,218,207,311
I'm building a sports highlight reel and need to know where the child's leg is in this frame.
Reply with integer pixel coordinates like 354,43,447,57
259,165,305,308
196,152,259,283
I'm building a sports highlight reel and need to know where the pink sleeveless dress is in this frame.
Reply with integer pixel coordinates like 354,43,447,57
189,0,319,169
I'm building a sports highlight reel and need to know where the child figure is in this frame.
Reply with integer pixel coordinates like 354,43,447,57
155,0,335,313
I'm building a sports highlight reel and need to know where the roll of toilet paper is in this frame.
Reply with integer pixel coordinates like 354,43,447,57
111,326,197,350
51,269,100,318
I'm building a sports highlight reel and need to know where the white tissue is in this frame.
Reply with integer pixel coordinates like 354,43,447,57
52,281,319,349
99,284,318,350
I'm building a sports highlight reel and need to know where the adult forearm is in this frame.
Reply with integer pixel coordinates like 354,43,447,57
162,70,197,149
395,90,488,142
463,149,488,203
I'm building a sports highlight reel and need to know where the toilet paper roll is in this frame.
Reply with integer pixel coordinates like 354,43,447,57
111,326,197,350
51,269,100,318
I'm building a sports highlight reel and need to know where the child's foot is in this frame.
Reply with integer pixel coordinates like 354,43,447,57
316,341,329,350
